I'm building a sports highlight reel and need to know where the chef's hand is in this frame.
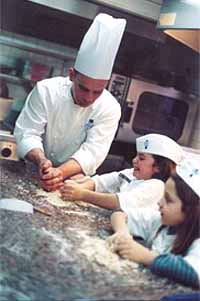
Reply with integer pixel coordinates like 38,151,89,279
38,158,53,177
60,180,83,200
40,167,64,192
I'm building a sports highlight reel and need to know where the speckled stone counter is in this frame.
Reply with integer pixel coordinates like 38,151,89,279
0,160,195,300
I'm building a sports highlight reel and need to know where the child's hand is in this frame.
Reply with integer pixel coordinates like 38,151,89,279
60,180,83,201
106,231,132,252
114,238,138,261
113,237,158,264
70,174,87,181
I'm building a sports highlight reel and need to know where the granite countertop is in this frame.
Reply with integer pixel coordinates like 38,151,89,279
0,160,195,301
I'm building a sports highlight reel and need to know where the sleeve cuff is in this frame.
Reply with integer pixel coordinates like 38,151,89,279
16,137,44,158
71,152,96,176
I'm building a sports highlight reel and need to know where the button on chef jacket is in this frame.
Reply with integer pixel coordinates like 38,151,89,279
14,77,121,175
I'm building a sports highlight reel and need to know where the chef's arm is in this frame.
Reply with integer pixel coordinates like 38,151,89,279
26,148,52,176
40,158,83,191
73,177,96,190
58,158,84,179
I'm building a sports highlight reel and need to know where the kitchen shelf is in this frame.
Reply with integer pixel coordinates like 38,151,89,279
0,31,76,101
0,32,77,61
0,73,35,85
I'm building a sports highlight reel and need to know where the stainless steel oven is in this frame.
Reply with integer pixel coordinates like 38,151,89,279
108,73,199,147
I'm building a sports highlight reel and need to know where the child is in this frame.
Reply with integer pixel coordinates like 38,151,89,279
60,134,183,211
107,159,200,288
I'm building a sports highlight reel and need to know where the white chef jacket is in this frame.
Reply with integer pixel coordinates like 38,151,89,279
126,207,200,281
14,77,121,175
92,168,165,211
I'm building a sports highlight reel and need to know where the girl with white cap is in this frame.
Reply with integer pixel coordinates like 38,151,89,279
107,159,200,288
60,133,183,211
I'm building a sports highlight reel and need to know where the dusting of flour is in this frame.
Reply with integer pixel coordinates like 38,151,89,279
78,230,138,274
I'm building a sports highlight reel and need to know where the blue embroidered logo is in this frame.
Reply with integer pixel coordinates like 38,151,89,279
144,139,149,150
189,168,199,177
85,119,94,130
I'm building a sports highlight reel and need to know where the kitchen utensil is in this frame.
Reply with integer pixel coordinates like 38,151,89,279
0,198,33,213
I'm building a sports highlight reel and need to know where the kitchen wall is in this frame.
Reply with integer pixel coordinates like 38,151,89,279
0,30,76,100
190,106,200,149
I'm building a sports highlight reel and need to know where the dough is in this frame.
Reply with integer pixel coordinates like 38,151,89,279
78,231,138,273
36,189,98,208
36,189,72,207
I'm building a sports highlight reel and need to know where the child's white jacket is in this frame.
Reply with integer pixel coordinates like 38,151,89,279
93,168,165,211
126,207,200,282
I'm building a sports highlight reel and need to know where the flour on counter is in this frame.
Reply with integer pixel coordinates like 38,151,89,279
78,230,138,274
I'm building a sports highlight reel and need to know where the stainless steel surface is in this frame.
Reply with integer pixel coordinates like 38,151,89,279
108,75,199,147
88,0,162,21
28,0,163,21
27,0,99,20
26,0,166,43
0,31,77,61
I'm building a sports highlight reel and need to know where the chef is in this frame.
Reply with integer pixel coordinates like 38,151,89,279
14,13,126,191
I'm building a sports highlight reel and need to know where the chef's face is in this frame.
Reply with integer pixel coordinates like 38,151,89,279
69,68,108,107
158,178,185,226
132,152,159,180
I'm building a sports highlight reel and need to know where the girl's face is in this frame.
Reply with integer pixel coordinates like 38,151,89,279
159,178,186,226
132,152,159,180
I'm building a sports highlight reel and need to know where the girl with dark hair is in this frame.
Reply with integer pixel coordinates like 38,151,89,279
60,134,183,211
107,159,200,288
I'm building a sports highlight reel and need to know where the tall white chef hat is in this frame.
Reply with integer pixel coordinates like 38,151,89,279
136,133,184,164
74,13,126,80
176,159,200,197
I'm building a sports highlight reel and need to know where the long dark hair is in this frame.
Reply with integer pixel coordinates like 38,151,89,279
171,174,200,255
152,154,176,182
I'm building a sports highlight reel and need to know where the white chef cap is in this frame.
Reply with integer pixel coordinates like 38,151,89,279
74,13,126,80
176,159,200,197
136,133,184,164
